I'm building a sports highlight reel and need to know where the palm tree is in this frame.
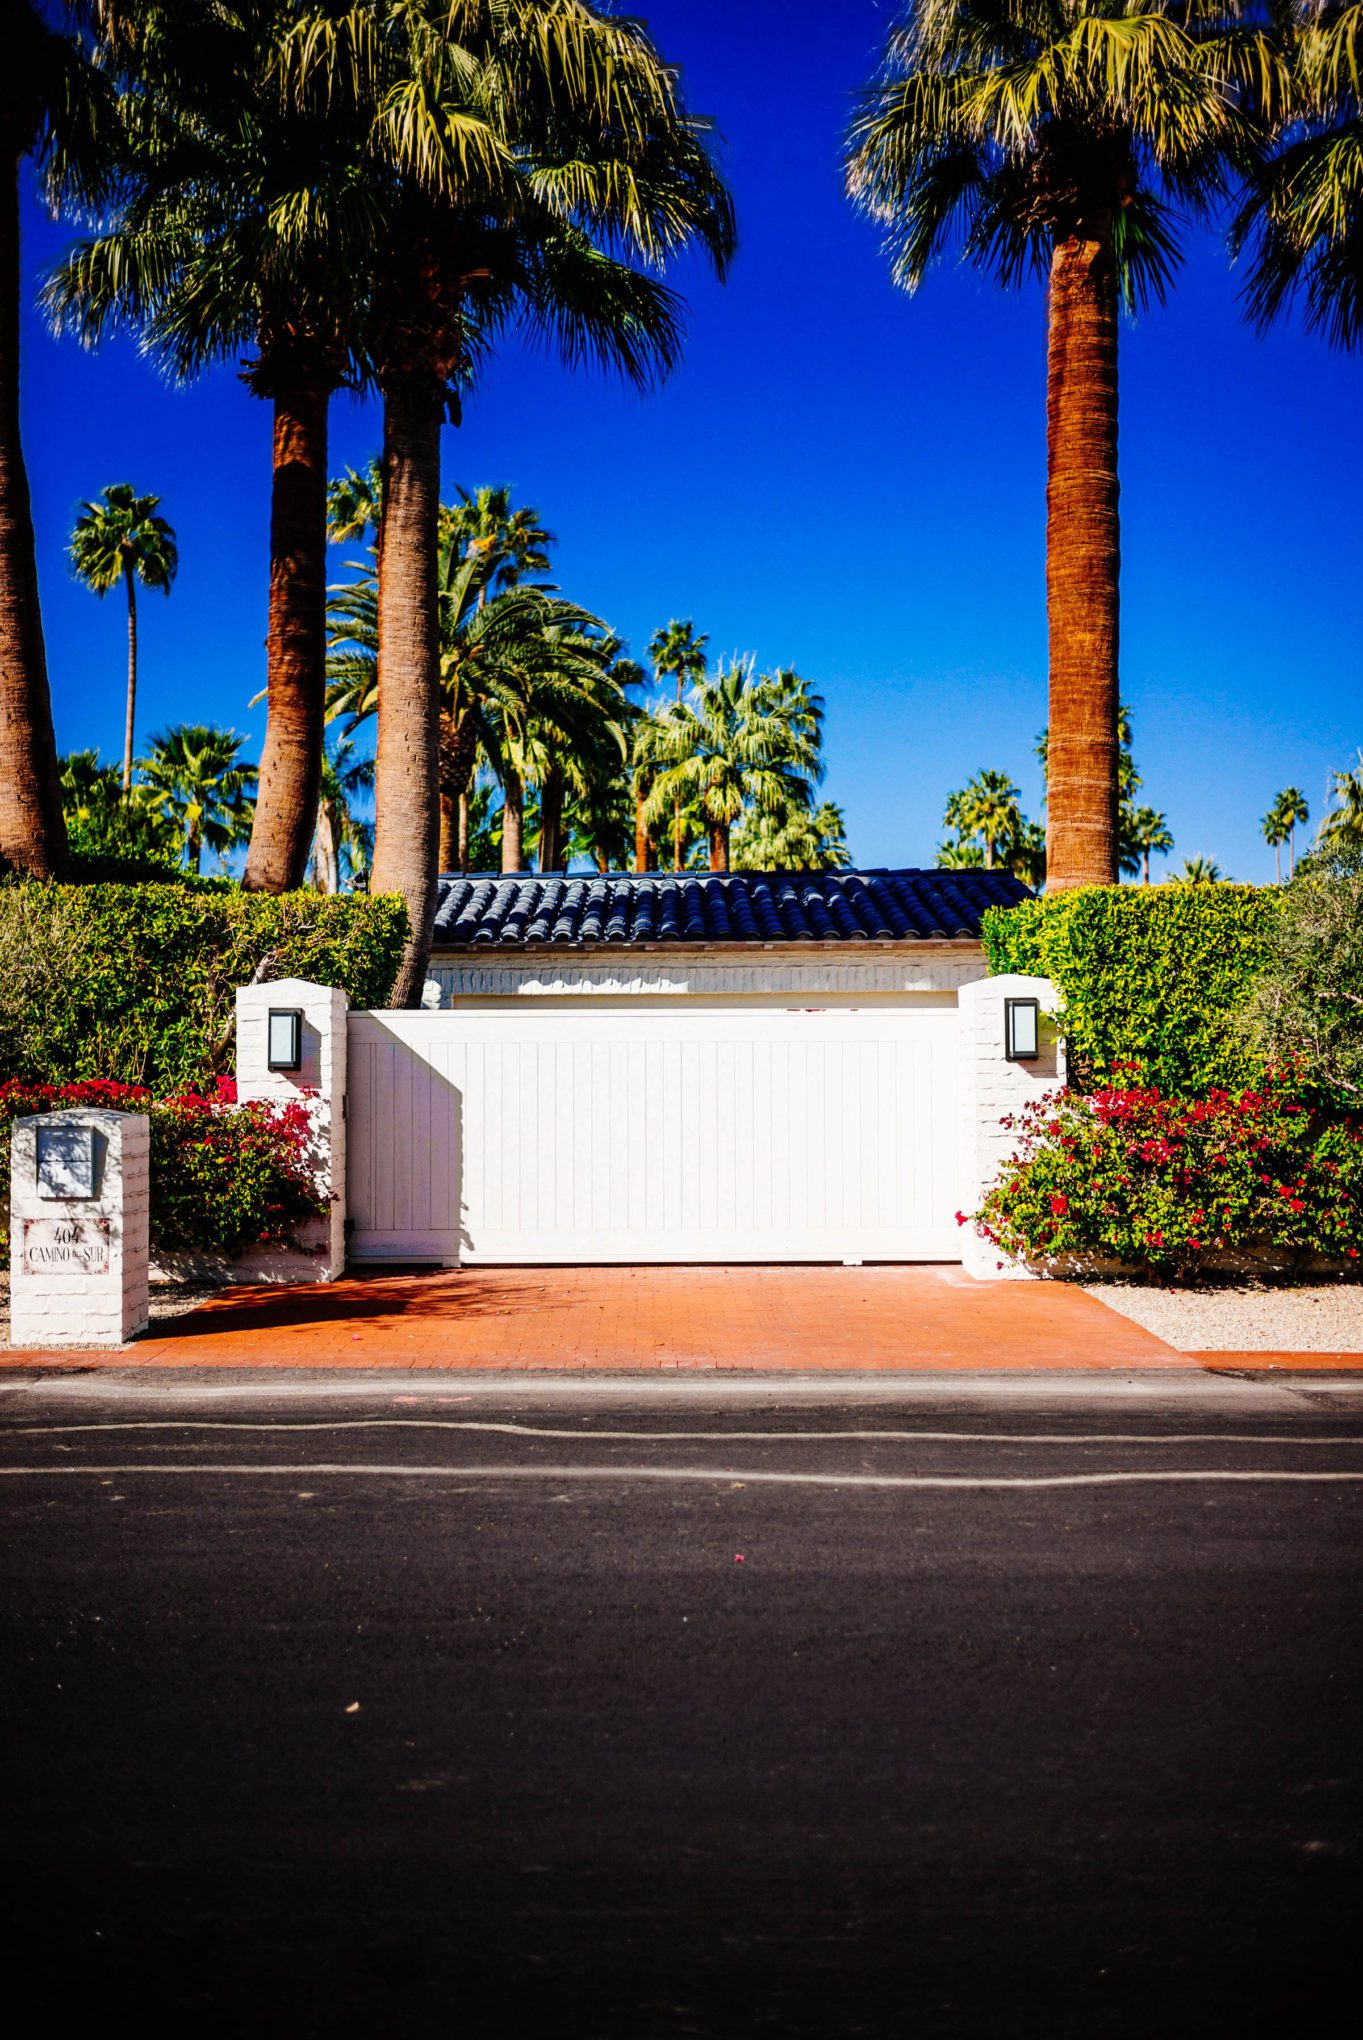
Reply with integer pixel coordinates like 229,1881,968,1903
935,836,986,869
731,799,852,872
0,1,111,877
947,769,1022,871
641,661,822,873
847,2,1251,892
69,483,177,789
649,620,710,869
1128,804,1174,884
137,724,257,873
326,504,629,876
1276,785,1310,874
295,1,734,1004
1318,755,1363,854
1262,796,1289,881
1233,5,1362,350
59,744,178,863
1173,855,1223,884
311,727,374,894
45,0,375,896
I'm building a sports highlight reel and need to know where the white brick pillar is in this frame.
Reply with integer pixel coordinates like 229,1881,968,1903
235,977,348,1283
958,973,1065,1280
9,1109,150,1346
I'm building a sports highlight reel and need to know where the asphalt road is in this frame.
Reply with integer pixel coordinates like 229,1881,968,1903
2,1373,1361,2038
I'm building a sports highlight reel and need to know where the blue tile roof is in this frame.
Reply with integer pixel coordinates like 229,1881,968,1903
431,869,1029,948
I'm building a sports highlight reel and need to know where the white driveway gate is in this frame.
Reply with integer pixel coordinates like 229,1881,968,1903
346,1000,964,1264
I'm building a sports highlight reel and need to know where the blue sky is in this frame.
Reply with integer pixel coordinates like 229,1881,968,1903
21,0,1361,881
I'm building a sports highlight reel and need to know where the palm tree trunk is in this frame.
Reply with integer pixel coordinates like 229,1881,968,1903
1273,841,1281,884
708,823,728,872
634,788,653,873
371,379,443,1007
457,792,470,871
1287,826,1295,879
245,380,329,893
0,157,67,879
1142,847,1151,885
314,803,339,893
1044,224,1120,893
438,791,457,872
539,766,564,873
501,767,524,873
122,561,137,792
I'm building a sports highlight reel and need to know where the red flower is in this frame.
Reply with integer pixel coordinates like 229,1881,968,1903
1050,1194,1069,1217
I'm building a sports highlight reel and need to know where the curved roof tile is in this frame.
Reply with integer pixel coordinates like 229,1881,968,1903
429,869,1028,949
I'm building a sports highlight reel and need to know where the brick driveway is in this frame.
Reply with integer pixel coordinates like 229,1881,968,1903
0,1264,1195,1370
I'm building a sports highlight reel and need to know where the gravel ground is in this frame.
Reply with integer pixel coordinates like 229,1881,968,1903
1087,1281,1363,1352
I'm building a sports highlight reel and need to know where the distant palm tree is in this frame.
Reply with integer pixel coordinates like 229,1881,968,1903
311,727,374,895
1174,856,1223,885
1275,786,1311,874
649,620,710,870
847,3,1253,890
69,484,178,790
1233,5,1363,351
641,661,822,872
1318,755,1363,854
1128,805,1174,885
934,837,986,870
58,747,177,864
138,725,257,874
949,770,1022,871
731,799,851,872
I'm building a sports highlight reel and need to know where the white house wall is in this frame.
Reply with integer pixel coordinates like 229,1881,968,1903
426,943,988,1005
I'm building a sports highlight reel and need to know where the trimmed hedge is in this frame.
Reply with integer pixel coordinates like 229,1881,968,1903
981,885,1280,1095
2,883,407,1094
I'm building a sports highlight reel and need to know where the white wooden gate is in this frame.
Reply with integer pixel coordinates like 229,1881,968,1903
346,1001,964,1264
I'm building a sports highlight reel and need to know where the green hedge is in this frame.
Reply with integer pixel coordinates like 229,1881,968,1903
3,884,407,1094
980,885,1281,1094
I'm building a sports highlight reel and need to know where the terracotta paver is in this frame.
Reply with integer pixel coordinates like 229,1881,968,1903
0,1264,1201,1371
1190,1350,1363,1371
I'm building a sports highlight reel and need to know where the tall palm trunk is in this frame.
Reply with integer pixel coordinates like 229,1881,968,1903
1044,224,1120,892
1142,847,1151,885
313,801,339,893
708,823,728,872
457,791,470,870
0,159,67,878
501,766,524,873
245,380,329,892
538,765,564,873
634,787,654,872
371,380,443,1007
438,791,457,872
122,558,137,792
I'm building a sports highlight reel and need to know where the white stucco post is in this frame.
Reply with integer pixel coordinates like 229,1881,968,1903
9,1109,150,1346
958,973,1065,1280
235,977,348,1282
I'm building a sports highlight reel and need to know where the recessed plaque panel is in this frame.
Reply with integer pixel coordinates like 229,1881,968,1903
22,1216,111,1276
36,1124,96,1199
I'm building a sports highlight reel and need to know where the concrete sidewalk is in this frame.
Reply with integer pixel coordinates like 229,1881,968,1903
0,1264,1200,1372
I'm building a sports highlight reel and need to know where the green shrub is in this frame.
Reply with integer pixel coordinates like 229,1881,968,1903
981,884,1280,1093
0,1078,326,1269
967,1075,1363,1280
1247,849,1363,1108
0,883,407,1094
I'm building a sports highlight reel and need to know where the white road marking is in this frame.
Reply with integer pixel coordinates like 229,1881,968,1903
1,1463,1362,1491
7,1420,1363,1447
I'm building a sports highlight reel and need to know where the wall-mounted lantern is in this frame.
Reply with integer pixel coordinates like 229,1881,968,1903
1004,996,1040,1063
267,1007,304,1072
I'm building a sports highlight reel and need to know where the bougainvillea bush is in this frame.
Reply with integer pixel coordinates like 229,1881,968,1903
966,1072,1363,1280
0,1079,325,1269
